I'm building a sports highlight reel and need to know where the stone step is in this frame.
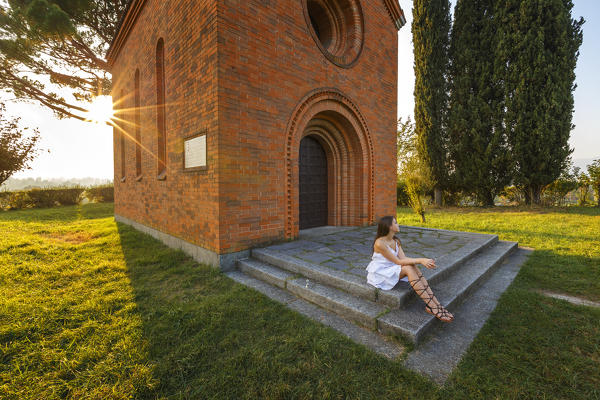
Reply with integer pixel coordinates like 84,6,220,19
287,278,388,330
239,240,516,344
378,233,498,307
224,269,405,359
403,247,532,383
228,246,531,376
377,240,518,343
251,248,379,302
381,238,510,308
252,232,499,309
238,258,296,289
238,257,388,330
419,231,498,285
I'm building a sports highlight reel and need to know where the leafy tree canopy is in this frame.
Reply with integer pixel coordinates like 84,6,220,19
0,0,127,120
587,159,600,207
412,0,451,191
495,0,583,204
0,101,40,185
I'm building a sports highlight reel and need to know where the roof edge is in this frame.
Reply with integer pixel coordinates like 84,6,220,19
106,0,406,65
382,0,407,30
106,0,147,67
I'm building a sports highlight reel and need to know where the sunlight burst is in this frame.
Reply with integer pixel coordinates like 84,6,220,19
85,96,114,124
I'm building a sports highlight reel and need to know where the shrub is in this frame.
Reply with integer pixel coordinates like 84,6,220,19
539,168,578,207
588,159,600,207
499,186,525,206
401,156,430,222
27,188,58,208
442,190,462,206
397,179,410,206
0,191,10,209
86,185,114,203
7,191,33,210
51,187,84,206
0,187,85,210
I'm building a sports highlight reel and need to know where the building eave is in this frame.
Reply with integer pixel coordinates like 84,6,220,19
382,0,407,31
106,0,147,67
106,0,406,66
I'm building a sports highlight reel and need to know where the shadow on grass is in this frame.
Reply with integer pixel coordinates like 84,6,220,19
0,203,114,223
115,222,434,399
516,249,600,301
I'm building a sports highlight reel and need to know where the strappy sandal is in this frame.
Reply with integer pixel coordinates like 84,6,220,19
425,304,454,323
409,277,454,323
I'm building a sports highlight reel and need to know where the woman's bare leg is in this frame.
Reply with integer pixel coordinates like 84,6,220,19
399,265,441,306
399,265,453,322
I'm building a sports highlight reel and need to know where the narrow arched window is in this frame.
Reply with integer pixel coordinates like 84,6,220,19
120,89,126,181
156,38,166,177
134,69,142,178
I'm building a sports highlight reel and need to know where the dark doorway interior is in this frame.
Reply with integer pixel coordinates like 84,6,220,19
299,135,328,229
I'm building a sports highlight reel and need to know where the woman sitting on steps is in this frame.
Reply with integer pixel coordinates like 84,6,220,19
366,216,454,323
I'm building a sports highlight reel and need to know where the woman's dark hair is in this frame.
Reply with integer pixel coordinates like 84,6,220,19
373,216,400,249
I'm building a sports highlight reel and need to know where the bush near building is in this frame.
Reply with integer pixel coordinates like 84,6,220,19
0,185,114,211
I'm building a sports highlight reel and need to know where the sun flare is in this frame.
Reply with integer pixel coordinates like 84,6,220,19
85,95,114,124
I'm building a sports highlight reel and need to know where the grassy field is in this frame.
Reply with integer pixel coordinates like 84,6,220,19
0,204,598,399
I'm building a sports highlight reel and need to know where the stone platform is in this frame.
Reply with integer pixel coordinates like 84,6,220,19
226,225,530,383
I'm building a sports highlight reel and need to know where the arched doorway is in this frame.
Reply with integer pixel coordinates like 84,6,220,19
299,136,328,229
285,89,375,239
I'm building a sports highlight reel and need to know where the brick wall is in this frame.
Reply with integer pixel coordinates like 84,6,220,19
112,0,221,252
216,0,399,252
111,0,400,257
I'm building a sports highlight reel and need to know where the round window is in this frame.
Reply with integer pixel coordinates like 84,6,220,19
303,0,364,68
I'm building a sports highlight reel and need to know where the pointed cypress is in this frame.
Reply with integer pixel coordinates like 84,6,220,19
447,0,511,206
412,0,452,202
495,0,583,204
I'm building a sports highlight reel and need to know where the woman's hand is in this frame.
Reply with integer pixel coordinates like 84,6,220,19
421,258,437,269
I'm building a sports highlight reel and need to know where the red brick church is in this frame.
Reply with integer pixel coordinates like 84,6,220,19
106,0,407,269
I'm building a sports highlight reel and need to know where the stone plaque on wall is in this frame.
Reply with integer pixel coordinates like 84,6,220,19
184,134,206,169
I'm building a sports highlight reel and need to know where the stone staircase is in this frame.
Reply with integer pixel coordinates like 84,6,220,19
225,225,525,378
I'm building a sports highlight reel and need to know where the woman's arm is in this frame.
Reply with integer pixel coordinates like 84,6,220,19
374,239,436,269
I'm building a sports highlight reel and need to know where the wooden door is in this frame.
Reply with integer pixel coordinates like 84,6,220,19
299,136,328,229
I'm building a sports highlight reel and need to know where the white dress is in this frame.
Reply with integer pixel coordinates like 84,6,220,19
366,241,409,290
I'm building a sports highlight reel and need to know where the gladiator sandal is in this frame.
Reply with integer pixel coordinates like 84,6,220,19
408,276,454,323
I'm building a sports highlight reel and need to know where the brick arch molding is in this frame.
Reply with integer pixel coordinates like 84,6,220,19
285,88,375,238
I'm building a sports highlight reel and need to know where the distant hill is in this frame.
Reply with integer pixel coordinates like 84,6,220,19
1,177,113,192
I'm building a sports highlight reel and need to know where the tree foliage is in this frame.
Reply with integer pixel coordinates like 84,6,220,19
397,116,416,173
0,101,40,185
573,167,591,206
585,160,600,207
495,0,583,205
447,0,511,206
412,0,451,193
397,116,430,222
540,166,577,206
0,0,127,120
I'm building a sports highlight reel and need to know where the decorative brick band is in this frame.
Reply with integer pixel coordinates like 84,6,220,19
284,88,375,238
382,0,407,30
301,0,365,68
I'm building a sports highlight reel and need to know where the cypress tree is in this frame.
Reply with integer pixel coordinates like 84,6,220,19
412,0,452,205
447,0,511,206
495,0,583,205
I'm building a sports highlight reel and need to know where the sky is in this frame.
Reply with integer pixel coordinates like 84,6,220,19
3,0,599,180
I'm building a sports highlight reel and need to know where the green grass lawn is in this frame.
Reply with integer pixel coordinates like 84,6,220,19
0,204,598,399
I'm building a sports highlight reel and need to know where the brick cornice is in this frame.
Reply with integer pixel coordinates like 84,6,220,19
106,0,147,67
382,0,407,30
107,0,405,65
